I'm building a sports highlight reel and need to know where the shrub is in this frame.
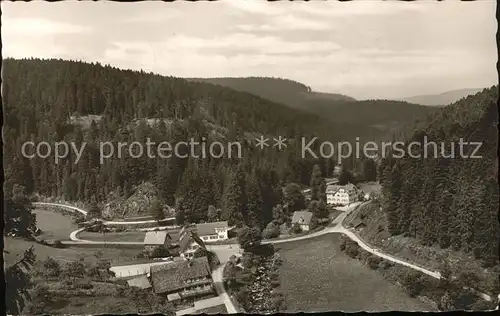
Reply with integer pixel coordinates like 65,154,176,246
43,257,61,278
262,222,280,239
400,270,425,297
379,260,394,270
289,223,302,235
367,255,382,270
343,240,360,259
457,271,480,288
150,245,170,258
339,239,347,251
63,260,86,279
53,240,65,248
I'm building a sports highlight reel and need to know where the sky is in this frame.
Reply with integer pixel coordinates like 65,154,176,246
2,0,497,100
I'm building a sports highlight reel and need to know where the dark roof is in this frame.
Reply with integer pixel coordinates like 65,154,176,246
143,231,171,245
178,229,206,253
352,219,366,228
150,257,211,294
326,183,358,195
291,211,313,225
195,221,229,236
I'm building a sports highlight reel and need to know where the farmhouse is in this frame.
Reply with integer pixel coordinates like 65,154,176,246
291,211,313,231
195,221,230,243
178,227,207,260
143,231,172,253
326,183,358,206
149,256,214,302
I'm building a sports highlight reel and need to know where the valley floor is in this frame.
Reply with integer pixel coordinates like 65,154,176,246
276,234,433,312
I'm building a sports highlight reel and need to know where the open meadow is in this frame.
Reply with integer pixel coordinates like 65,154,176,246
4,237,142,266
33,209,78,241
276,234,433,312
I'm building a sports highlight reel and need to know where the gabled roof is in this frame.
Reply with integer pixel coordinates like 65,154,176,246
150,257,211,294
178,229,206,253
195,221,229,236
291,211,313,225
352,219,366,228
144,231,171,245
326,183,358,195
326,185,341,194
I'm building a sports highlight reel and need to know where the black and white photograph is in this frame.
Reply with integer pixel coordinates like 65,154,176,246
2,0,499,314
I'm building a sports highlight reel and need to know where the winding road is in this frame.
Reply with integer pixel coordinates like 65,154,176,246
34,200,493,311
33,202,175,225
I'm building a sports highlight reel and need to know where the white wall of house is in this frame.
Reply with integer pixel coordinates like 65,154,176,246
327,188,358,206
299,224,310,231
110,262,169,278
181,240,201,260
199,228,229,243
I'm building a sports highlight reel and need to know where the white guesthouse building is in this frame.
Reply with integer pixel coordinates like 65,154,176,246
326,183,358,206
178,221,231,260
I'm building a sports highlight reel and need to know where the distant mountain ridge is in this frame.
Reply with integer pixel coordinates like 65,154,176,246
186,76,437,141
400,88,485,106
186,76,357,107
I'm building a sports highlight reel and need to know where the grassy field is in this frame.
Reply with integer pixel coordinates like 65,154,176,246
78,231,146,242
276,234,433,312
33,209,78,241
4,237,141,266
78,229,180,243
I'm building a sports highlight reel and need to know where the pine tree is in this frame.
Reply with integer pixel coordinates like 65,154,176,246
385,163,402,235
309,164,323,201
338,166,354,185
283,182,305,215
221,168,245,226
149,199,164,221
246,172,264,228
362,159,377,182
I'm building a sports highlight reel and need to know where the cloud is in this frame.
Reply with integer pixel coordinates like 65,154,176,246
223,0,285,15
291,1,426,17
124,9,181,23
2,17,90,35
236,14,332,32
1,0,496,99
108,33,342,58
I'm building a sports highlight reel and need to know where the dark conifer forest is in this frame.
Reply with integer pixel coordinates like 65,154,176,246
378,86,499,265
3,58,344,227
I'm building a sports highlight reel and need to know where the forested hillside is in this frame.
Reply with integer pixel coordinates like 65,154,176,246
187,77,438,140
187,76,356,106
3,58,350,227
378,86,499,265
401,88,484,107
